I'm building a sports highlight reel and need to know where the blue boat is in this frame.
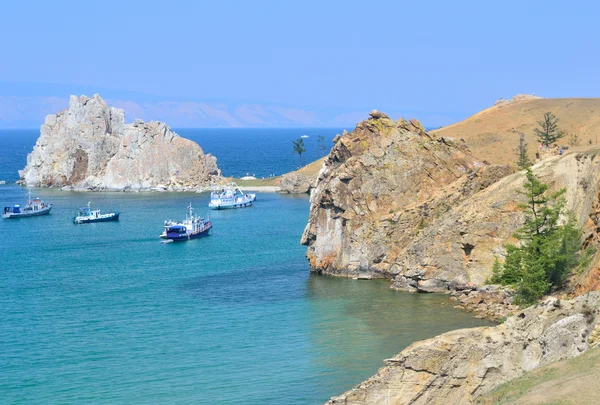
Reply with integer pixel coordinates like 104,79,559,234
160,203,212,242
73,202,120,224
2,190,53,219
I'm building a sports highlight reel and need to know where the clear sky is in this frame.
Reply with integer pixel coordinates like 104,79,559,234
1,0,599,128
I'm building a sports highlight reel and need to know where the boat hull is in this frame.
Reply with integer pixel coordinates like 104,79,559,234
209,200,254,210
160,227,211,241
209,194,256,210
2,205,53,219
74,213,120,224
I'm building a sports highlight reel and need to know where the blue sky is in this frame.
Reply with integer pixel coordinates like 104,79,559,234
1,0,598,128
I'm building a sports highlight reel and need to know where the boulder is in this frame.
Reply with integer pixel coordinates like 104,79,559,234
279,173,314,194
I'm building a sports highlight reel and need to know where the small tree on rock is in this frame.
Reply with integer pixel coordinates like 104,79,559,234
515,133,531,169
534,112,564,146
292,138,306,166
317,135,326,156
491,168,582,306
567,133,580,147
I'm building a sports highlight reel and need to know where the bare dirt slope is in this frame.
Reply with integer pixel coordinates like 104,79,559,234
477,348,600,405
433,96,600,164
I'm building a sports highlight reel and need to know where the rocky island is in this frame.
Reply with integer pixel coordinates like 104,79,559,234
19,94,221,191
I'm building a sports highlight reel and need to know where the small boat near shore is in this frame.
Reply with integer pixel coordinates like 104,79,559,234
74,202,120,224
160,203,212,242
2,190,53,219
209,183,256,210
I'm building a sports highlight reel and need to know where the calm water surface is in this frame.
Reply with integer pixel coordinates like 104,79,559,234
0,130,493,404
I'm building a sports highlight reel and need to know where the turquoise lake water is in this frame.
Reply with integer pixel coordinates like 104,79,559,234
0,129,494,404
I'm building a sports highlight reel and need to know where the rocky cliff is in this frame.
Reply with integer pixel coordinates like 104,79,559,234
20,94,221,191
301,110,488,278
302,111,600,294
327,291,600,405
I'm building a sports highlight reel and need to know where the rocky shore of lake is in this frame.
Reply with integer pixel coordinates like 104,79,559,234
326,291,600,404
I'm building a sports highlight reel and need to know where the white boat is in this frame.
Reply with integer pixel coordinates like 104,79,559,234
2,190,53,219
73,202,120,224
160,203,212,241
209,183,256,210
300,134,309,138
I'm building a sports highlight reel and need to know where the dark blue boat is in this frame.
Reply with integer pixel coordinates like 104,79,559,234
160,204,211,242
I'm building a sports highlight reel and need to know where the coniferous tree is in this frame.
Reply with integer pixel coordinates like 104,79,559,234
534,112,564,146
491,168,582,306
515,133,531,169
317,135,326,156
292,138,306,166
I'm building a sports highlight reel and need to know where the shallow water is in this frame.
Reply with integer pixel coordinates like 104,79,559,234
0,129,493,404
0,186,493,404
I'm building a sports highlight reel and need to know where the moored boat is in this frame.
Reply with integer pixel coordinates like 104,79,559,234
209,183,256,210
160,203,212,242
73,202,120,224
2,190,53,219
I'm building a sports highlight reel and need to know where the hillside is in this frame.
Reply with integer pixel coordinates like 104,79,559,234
432,96,600,164
477,348,600,405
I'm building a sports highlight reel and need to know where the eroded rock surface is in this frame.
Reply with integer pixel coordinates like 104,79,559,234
327,291,600,405
20,94,221,191
301,110,486,279
279,172,315,194
302,110,600,293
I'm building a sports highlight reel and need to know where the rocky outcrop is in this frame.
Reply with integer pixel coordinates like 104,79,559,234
302,109,600,293
327,291,600,405
301,110,492,279
20,94,221,191
390,150,600,293
279,172,316,194
449,285,517,321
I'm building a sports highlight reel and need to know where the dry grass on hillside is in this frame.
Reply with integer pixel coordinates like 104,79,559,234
433,97,600,164
477,348,600,405
233,156,326,187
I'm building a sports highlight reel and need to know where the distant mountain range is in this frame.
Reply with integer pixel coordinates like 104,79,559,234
0,82,463,129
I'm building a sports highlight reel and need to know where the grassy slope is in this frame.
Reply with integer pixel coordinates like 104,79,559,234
232,157,326,187
477,348,600,405
432,98,600,164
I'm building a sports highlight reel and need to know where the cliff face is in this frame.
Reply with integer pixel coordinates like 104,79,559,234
327,291,600,405
302,110,600,292
20,94,221,191
301,111,487,278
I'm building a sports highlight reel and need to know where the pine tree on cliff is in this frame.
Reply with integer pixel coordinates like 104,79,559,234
515,133,531,169
317,135,326,156
491,168,581,305
292,138,306,166
534,112,564,146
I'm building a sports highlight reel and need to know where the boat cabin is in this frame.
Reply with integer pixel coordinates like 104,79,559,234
3,205,21,214
165,224,188,237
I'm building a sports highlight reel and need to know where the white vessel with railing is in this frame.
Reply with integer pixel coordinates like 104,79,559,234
208,183,256,210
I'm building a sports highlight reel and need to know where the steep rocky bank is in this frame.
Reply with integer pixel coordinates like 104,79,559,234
327,291,600,404
20,94,221,191
302,111,600,297
301,111,486,278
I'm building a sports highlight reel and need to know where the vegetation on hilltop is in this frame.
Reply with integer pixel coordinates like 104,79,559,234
432,97,600,164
